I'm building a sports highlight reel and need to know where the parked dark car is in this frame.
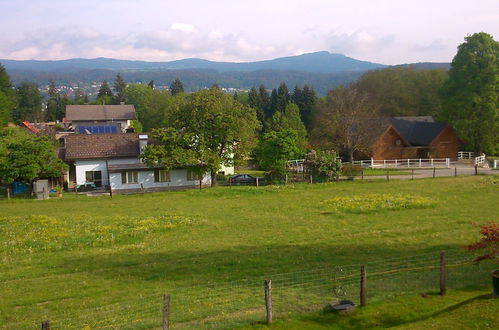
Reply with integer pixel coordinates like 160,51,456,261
228,174,257,185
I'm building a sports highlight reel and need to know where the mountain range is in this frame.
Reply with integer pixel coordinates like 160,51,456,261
0,52,450,95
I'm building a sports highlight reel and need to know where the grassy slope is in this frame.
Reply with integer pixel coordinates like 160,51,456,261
249,289,498,329
0,175,498,328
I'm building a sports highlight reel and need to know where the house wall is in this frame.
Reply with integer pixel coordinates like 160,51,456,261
429,126,460,160
373,127,416,160
110,170,211,192
74,158,139,186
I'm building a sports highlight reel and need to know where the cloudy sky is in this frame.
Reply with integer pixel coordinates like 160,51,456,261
0,0,497,65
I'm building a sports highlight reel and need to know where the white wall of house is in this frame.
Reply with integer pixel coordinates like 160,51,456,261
110,169,211,191
75,158,211,190
74,158,139,186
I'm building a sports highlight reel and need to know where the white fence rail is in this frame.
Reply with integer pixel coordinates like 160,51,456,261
288,158,451,171
353,158,451,169
458,151,474,160
474,154,486,166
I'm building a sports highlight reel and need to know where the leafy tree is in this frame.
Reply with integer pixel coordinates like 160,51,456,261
113,73,127,104
143,88,259,186
440,32,498,155
14,82,43,122
97,81,113,101
268,102,308,148
311,85,381,162
357,66,448,117
0,127,68,186
254,129,304,180
170,78,184,95
0,64,16,125
124,83,155,126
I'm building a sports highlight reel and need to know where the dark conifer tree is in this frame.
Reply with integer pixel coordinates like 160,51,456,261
113,73,127,104
276,82,290,113
97,81,113,98
170,78,184,95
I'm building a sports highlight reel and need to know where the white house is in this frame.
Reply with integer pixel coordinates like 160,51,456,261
64,133,212,193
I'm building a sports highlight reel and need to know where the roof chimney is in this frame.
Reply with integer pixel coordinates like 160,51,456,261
139,134,148,154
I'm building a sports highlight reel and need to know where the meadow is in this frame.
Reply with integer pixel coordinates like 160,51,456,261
0,175,498,328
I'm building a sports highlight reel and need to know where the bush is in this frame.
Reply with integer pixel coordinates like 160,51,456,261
341,164,363,177
465,222,499,263
304,150,341,182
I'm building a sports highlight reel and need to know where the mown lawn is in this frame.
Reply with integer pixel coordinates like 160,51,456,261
0,175,497,328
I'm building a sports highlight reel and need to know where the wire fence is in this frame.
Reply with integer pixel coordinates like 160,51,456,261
2,251,495,329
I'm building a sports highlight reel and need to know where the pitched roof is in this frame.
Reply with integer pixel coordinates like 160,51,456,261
65,104,137,121
64,133,140,160
388,117,448,146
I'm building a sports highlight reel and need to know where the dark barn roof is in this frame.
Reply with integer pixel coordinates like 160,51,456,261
66,104,137,121
64,133,140,160
389,118,448,146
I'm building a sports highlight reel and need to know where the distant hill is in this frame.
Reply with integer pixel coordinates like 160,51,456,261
0,51,386,73
0,52,450,95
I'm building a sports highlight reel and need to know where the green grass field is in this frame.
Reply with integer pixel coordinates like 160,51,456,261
0,175,498,328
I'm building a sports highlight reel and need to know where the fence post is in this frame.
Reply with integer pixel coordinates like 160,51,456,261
163,294,170,330
285,174,288,185
383,159,386,168
433,167,436,178
6,187,10,199
386,170,389,181
41,320,50,330
440,252,446,296
264,279,273,324
475,165,478,175
310,174,313,184
361,170,364,181
419,158,422,168
446,158,450,168
256,176,259,187
407,159,410,167
431,158,434,167
411,169,414,180
360,265,367,307
395,159,398,167
455,167,457,177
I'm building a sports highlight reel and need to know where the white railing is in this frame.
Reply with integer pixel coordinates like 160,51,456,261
351,158,451,169
494,160,498,169
458,151,474,160
474,154,486,166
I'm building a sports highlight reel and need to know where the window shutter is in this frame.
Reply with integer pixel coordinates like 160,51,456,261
121,171,126,184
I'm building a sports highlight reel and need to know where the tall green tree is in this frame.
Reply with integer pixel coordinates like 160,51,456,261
268,102,308,148
254,129,304,179
170,78,184,95
0,127,68,186
276,82,290,113
14,82,43,122
440,32,498,155
45,81,59,121
143,88,259,186
97,81,113,104
0,64,16,125
113,73,127,104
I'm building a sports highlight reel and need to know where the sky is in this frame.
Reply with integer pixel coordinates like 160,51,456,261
0,0,498,65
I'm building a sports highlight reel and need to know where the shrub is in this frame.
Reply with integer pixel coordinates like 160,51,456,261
304,150,342,182
341,164,363,177
465,222,499,263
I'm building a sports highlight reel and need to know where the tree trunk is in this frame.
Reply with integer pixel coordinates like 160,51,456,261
349,150,354,164
210,170,217,187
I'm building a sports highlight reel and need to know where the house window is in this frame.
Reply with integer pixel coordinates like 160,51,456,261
85,171,102,187
154,169,171,182
121,171,138,184
187,169,202,181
